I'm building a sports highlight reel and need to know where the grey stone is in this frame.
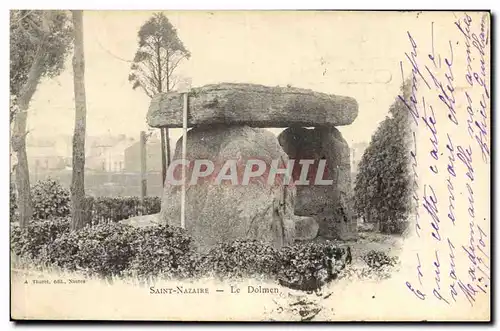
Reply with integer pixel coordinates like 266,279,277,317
147,83,358,128
278,126,357,240
292,215,319,241
160,125,296,252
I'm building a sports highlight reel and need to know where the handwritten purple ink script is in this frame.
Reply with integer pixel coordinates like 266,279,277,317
400,12,490,310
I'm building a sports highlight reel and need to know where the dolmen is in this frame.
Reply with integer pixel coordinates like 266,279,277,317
147,83,359,251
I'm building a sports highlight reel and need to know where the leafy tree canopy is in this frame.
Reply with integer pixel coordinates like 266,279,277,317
129,12,191,97
353,79,412,234
10,10,73,97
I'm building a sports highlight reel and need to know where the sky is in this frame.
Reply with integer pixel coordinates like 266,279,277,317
26,10,426,147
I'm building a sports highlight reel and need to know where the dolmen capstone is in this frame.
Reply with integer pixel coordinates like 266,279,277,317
147,83,359,251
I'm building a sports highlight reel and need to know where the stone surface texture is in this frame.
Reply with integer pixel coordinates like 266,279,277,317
147,83,358,128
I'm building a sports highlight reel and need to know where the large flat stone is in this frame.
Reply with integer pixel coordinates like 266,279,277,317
147,83,358,128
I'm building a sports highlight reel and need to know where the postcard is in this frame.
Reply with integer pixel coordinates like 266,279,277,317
9,10,491,321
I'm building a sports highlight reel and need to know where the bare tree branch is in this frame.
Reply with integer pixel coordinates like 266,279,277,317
139,83,154,98
169,76,178,91
134,66,157,96
167,54,185,79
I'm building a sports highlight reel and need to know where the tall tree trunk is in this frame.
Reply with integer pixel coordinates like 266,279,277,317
164,54,171,168
12,110,32,228
11,46,47,227
155,43,170,184
70,10,87,230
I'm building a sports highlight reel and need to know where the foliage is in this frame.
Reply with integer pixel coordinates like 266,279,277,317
197,240,281,280
11,218,71,259
126,225,195,279
277,242,350,291
9,95,19,123
10,10,73,97
380,220,410,235
10,182,18,221
40,223,192,279
88,196,162,223
10,10,73,228
362,250,399,269
31,178,71,220
129,12,190,96
40,221,139,277
11,216,351,292
353,79,412,234
28,178,161,223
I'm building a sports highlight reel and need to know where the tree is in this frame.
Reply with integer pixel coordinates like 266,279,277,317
70,10,88,230
10,10,73,227
129,12,191,185
353,79,412,234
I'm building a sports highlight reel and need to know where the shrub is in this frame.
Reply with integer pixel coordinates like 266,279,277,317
42,221,139,277
30,178,161,224
10,225,23,253
196,240,281,280
39,230,81,271
192,239,351,291
380,220,409,235
126,225,196,279
89,196,162,223
31,178,71,220
11,218,71,259
142,197,162,215
277,241,350,291
11,215,352,292
10,183,17,222
362,250,398,269
42,222,192,279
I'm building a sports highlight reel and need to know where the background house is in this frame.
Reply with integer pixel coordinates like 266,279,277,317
27,139,66,172
124,137,162,172
19,133,165,197
85,135,135,172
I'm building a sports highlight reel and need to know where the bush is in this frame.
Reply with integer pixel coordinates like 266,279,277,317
380,220,409,235
31,178,71,220
10,183,17,222
42,222,192,279
362,250,398,269
277,241,350,291
31,178,161,223
41,221,139,277
11,218,71,259
11,216,352,292
196,240,281,280
126,225,195,279
88,196,162,224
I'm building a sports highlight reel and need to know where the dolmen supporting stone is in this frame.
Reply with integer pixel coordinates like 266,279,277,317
147,83,358,250
278,127,357,240
160,125,297,251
